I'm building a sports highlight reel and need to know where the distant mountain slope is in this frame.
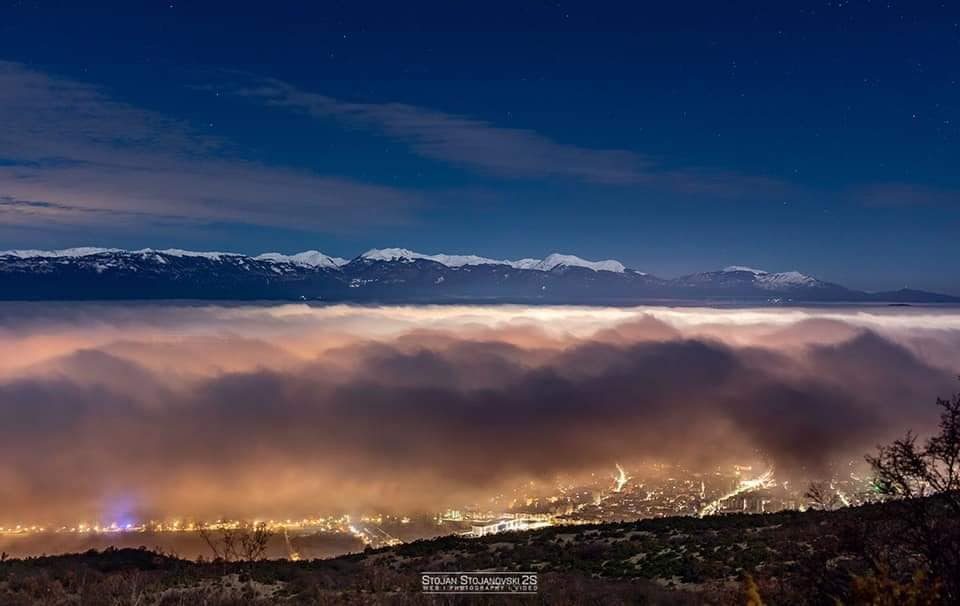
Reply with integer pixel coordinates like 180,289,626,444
0,247,956,303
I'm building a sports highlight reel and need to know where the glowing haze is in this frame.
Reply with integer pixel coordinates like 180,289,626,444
1,303,958,526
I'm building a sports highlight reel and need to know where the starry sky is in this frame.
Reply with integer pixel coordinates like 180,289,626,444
1,1,958,293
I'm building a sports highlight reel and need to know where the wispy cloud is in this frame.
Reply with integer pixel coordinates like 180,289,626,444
230,78,790,196
0,62,417,232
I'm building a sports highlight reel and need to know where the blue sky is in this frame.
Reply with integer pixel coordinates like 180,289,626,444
1,1,958,293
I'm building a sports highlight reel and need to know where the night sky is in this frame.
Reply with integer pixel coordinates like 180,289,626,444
1,1,958,293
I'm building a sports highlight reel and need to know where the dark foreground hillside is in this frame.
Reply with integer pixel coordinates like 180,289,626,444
1,498,953,605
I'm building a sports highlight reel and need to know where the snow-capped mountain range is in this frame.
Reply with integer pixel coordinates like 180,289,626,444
0,247,955,303
0,247,627,272
356,248,629,273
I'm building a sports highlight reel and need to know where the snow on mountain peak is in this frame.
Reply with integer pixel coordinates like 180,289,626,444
531,253,626,273
135,248,243,261
0,247,122,258
0,247,253,261
255,250,348,268
361,248,419,262
756,271,818,289
723,265,768,275
361,248,510,268
1,246,629,274
720,265,822,290
360,248,627,273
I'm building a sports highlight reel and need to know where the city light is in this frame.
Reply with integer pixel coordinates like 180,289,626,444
0,461,877,555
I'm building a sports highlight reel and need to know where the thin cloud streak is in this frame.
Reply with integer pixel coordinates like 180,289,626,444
0,62,418,232
231,78,792,196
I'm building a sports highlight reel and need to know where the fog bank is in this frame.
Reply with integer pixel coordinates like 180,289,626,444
1,303,957,525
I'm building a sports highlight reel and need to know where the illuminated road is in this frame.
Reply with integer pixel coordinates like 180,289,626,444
613,463,630,493
698,469,776,517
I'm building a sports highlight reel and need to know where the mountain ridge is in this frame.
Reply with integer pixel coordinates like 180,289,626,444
0,247,956,303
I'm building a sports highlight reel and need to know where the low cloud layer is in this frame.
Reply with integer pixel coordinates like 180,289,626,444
0,303,957,525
